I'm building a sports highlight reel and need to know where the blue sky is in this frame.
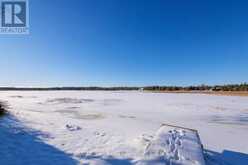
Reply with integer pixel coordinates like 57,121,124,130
0,0,247,87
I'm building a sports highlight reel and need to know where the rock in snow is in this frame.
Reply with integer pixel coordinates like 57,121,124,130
66,124,82,131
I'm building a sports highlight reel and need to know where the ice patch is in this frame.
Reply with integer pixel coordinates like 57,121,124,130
102,99,123,106
209,114,248,126
44,98,94,104
57,110,104,120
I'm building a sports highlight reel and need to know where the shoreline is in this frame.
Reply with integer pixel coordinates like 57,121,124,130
1,89,248,97
144,90,248,97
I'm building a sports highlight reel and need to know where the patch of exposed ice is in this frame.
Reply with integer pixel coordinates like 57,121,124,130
44,97,94,104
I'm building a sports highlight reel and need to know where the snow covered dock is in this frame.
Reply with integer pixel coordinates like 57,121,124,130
138,124,206,165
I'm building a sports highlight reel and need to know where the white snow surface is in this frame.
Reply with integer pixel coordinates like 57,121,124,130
0,91,248,165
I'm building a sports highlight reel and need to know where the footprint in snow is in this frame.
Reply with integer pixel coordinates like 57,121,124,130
94,131,106,137
65,124,82,131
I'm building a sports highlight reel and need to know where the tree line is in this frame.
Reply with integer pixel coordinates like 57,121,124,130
143,83,248,91
0,87,139,91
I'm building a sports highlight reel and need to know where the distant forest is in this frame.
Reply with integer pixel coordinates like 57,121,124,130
0,87,139,91
143,83,248,91
0,83,247,91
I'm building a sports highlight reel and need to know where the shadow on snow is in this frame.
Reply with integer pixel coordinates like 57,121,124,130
1,114,248,165
0,115,134,165
0,115,79,165
205,149,248,165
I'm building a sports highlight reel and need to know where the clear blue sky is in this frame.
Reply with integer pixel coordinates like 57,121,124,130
0,0,247,87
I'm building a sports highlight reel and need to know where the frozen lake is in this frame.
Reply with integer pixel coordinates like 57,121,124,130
0,91,248,164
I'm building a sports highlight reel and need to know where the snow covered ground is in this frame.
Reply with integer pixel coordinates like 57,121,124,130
0,91,248,165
